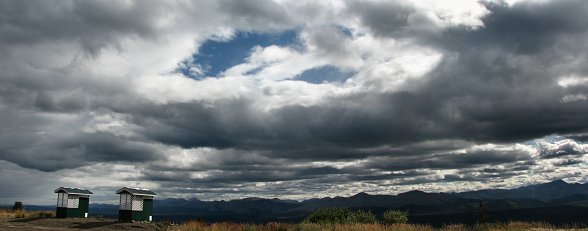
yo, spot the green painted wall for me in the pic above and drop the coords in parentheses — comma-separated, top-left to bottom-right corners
(132, 210, 143, 221)
(56, 207, 67, 218)
(56, 197, 89, 218)
(79, 197, 89, 216)
(118, 198, 154, 222)
(66, 208, 79, 217)
(119, 210, 133, 222)
(143, 199, 153, 221)
(119, 210, 151, 222)
(56, 207, 86, 218)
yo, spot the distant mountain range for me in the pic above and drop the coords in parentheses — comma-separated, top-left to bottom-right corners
(457, 179, 588, 202)
(16, 180, 588, 225)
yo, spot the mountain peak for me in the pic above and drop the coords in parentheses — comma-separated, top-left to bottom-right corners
(240, 197, 264, 201)
(546, 179, 568, 185)
(352, 192, 370, 197)
(398, 190, 427, 196)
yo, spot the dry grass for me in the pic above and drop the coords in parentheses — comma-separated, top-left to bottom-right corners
(175, 221, 434, 231)
(175, 221, 588, 231)
(0, 208, 54, 219)
(460, 222, 587, 231)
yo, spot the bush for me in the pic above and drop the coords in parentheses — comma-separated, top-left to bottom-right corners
(303, 207, 377, 224)
(0, 209, 54, 219)
(12, 201, 23, 211)
(14, 210, 26, 218)
(346, 210, 377, 224)
(34, 211, 54, 218)
(477, 200, 489, 224)
(383, 210, 409, 224)
(303, 208, 350, 224)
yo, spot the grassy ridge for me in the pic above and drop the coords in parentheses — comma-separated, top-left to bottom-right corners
(175, 221, 586, 231)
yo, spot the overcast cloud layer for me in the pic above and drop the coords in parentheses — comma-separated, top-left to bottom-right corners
(1, 0, 588, 204)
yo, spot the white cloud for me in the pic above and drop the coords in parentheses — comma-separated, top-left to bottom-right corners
(562, 94, 588, 102)
(558, 75, 588, 88)
(535, 138, 588, 158)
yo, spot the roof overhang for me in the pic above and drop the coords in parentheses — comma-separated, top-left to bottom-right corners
(116, 187, 157, 196)
(54, 187, 93, 195)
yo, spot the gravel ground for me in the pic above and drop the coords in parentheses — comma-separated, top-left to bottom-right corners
(0, 217, 166, 231)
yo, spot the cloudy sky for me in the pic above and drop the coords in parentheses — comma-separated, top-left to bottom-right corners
(1, 0, 588, 205)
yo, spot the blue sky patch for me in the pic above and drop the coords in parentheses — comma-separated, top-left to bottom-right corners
(177, 30, 299, 78)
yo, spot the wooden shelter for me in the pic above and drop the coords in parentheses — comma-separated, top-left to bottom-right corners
(116, 187, 156, 222)
(54, 187, 92, 218)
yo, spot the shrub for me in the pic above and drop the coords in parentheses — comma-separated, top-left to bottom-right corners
(0, 209, 54, 219)
(303, 207, 377, 224)
(12, 201, 23, 211)
(14, 209, 26, 218)
(303, 207, 350, 224)
(383, 210, 409, 224)
(34, 211, 54, 218)
(477, 200, 489, 224)
(346, 210, 377, 224)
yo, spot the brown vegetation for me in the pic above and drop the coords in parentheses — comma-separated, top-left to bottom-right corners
(0, 208, 54, 219)
(174, 220, 584, 231)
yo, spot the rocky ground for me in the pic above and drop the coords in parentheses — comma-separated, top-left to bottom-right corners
(0, 217, 170, 230)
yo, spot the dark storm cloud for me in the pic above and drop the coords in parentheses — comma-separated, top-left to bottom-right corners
(136, 142, 534, 191)
(362, 147, 532, 171)
(113, 78, 584, 162)
(144, 166, 343, 184)
(121, 92, 442, 153)
(346, 0, 433, 38)
(0, 0, 167, 55)
(417, 57, 588, 143)
(219, 0, 294, 30)
(432, 0, 588, 54)
(564, 133, 588, 142)
(34, 91, 91, 113)
(0, 129, 162, 171)
(405, 1, 588, 143)
(143, 151, 365, 184)
(456, 162, 535, 179)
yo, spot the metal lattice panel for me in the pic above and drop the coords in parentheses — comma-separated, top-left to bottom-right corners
(67, 194, 79, 208)
(119, 193, 133, 210)
(132, 195, 143, 211)
(57, 192, 67, 208)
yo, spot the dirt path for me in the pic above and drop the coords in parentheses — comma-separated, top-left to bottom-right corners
(0, 217, 163, 230)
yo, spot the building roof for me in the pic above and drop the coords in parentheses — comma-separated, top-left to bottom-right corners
(54, 187, 93, 195)
(116, 187, 157, 196)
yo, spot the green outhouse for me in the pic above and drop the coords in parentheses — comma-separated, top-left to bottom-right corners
(54, 187, 92, 218)
(116, 187, 156, 222)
